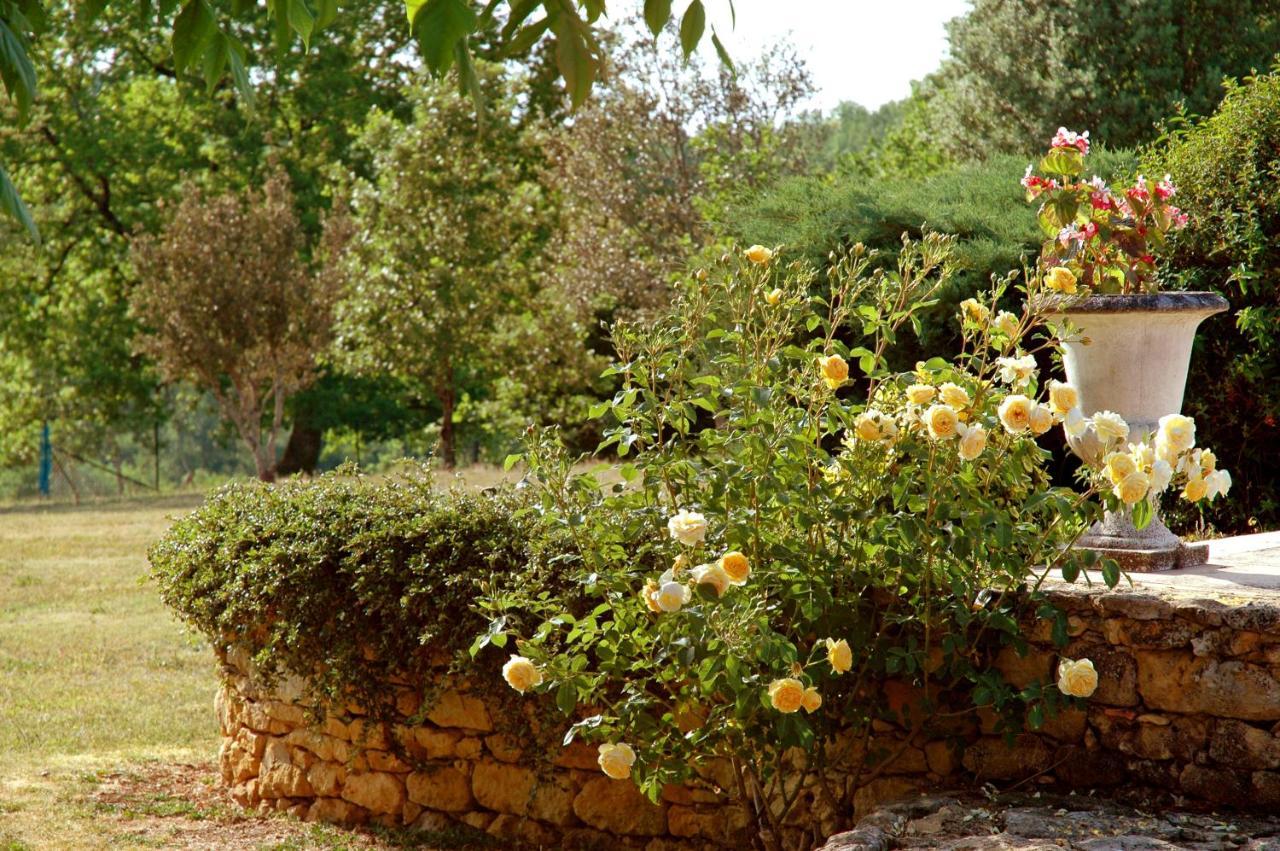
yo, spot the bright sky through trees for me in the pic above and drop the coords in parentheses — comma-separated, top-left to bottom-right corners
(700, 0, 971, 110)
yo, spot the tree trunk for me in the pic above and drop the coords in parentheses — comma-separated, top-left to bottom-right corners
(277, 419, 323, 476)
(439, 385, 456, 469)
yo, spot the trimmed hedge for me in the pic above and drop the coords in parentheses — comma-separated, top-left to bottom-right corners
(149, 467, 568, 720)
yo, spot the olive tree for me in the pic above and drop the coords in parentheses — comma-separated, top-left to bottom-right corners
(130, 174, 344, 481)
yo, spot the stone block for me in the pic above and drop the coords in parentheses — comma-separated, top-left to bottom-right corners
(488, 813, 556, 845)
(668, 804, 750, 841)
(851, 777, 919, 820)
(961, 735, 1053, 780)
(366, 750, 411, 773)
(472, 760, 536, 814)
(573, 777, 667, 836)
(284, 730, 349, 764)
(924, 740, 959, 776)
(409, 727, 460, 760)
(307, 762, 345, 797)
(1179, 764, 1249, 805)
(306, 797, 365, 825)
(425, 690, 492, 731)
(556, 740, 601, 771)
(1208, 719, 1280, 770)
(995, 646, 1054, 689)
(484, 733, 523, 763)
(1067, 643, 1138, 706)
(407, 766, 474, 812)
(340, 771, 405, 815)
(1050, 745, 1126, 788)
(1137, 652, 1280, 720)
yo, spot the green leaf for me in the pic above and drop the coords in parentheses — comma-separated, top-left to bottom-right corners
(409, 0, 476, 76)
(1132, 498, 1153, 530)
(171, 0, 216, 73)
(710, 30, 733, 72)
(0, 162, 38, 243)
(1039, 146, 1083, 178)
(224, 34, 253, 105)
(550, 4, 597, 108)
(503, 453, 522, 471)
(287, 0, 315, 50)
(0, 19, 36, 121)
(201, 32, 228, 92)
(314, 0, 337, 29)
(555, 681, 577, 715)
(643, 0, 670, 37)
(679, 0, 704, 58)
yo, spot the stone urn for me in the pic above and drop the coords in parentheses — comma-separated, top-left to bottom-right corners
(1044, 292, 1229, 571)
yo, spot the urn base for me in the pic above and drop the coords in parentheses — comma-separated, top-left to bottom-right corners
(1077, 509, 1210, 572)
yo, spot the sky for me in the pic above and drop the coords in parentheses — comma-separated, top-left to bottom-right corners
(697, 0, 973, 112)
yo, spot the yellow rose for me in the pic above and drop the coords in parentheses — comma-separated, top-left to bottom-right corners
(640, 580, 662, 613)
(1182, 476, 1208, 502)
(597, 743, 637, 780)
(744, 244, 774, 265)
(959, 298, 990, 325)
(1115, 470, 1151, 505)
(1057, 658, 1098, 698)
(765, 287, 783, 305)
(993, 311, 1021, 338)
(1104, 451, 1138, 486)
(923, 404, 960, 440)
(905, 383, 936, 405)
(719, 551, 750, 585)
(826, 638, 852, 674)
(1091, 411, 1130, 445)
(853, 411, 884, 442)
(998, 395, 1033, 433)
(692, 563, 731, 597)
(767, 678, 806, 713)
(801, 687, 822, 714)
(939, 382, 971, 409)
(1047, 380, 1079, 415)
(667, 510, 707, 546)
(1045, 266, 1078, 294)
(1029, 404, 1054, 436)
(1129, 442, 1155, 469)
(1198, 448, 1217, 473)
(1157, 413, 1196, 454)
(957, 423, 988, 461)
(818, 354, 849, 389)
(502, 655, 543, 694)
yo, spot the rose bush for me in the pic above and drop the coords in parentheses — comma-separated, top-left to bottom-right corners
(477, 238, 1175, 849)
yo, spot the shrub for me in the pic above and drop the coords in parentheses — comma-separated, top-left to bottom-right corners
(149, 466, 571, 722)
(488, 240, 1128, 848)
(1145, 70, 1280, 533)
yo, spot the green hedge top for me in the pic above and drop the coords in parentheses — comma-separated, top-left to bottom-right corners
(149, 468, 560, 717)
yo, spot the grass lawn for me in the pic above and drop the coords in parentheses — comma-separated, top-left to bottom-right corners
(0, 475, 523, 850)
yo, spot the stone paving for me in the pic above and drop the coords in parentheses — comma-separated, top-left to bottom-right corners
(1051, 532, 1280, 596)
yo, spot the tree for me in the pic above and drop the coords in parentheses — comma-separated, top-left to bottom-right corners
(928, 0, 1280, 156)
(333, 75, 558, 468)
(129, 174, 344, 481)
(0, 0, 735, 235)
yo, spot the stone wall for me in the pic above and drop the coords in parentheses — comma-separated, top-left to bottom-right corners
(215, 579, 1280, 847)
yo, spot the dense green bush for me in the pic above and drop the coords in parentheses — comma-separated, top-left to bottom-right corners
(1147, 70, 1280, 533)
(149, 466, 570, 721)
(725, 150, 1138, 360)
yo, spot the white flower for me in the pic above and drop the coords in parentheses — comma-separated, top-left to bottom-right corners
(1057, 658, 1099, 698)
(1091, 411, 1129, 445)
(691, 563, 731, 598)
(502, 655, 543, 694)
(1157, 413, 1196, 454)
(1029, 404, 1054, 436)
(1205, 469, 1232, 501)
(1150, 458, 1174, 494)
(656, 580, 691, 612)
(995, 354, 1037, 385)
(598, 743, 637, 780)
(1063, 407, 1087, 437)
(1047, 380, 1079, 416)
(667, 510, 707, 547)
(957, 422, 988, 461)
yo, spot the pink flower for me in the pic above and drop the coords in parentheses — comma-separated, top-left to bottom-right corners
(1020, 164, 1059, 198)
(1083, 221, 1099, 240)
(1170, 208, 1189, 228)
(1051, 127, 1090, 155)
(1057, 225, 1085, 247)
(1155, 174, 1176, 201)
(1090, 191, 1114, 211)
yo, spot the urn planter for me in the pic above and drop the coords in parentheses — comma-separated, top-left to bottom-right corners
(1044, 292, 1229, 571)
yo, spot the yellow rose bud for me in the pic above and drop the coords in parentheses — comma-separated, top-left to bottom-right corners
(502, 655, 543, 694)
(998, 395, 1033, 433)
(939, 382, 971, 410)
(825, 638, 852, 674)
(767, 677, 806, 713)
(640, 580, 662, 613)
(818, 354, 849, 389)
(1057, 658, 1098, 698)
(1115, 470, 1151, 505)
(765, 287, 783, 305)
(1183, 476, 1209, 502)
(1047, 380, 1079, 415)
(719, 551, 750, 585)
(905, 383, 936, 405)
(801, 687, 822, 714)
(958, 423, 988, 461)
(1045, 266, 1078, 294)
(744, 244, 774, 265)
(597, 743, 636, 780)
(923, 404, 960, 440)
(1104, 451, 1138, 486)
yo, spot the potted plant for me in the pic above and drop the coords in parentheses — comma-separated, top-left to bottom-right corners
(1027, 128, 1229, 570)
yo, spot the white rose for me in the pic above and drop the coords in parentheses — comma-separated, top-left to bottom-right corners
(1149, 458, 1174, 494)
(1057, 658, 1099, 698)
(598, 743, 637, 780)
(691, 563, 731, 598)
(502, 655, 543, 694)
(1047, 380, 1079, 415)
(1063, 407, 1087, 437)
(667, 510, 707, 547)
(957, 422, 988, 461)
(995, 354, 1037, 385)
(1029, 404, 1054, 436)
(1205, 469, 1232, 501)
(656, 580, 691, 612)
(998, 395, 1033, 433)
(1091, 411, 1130, 445)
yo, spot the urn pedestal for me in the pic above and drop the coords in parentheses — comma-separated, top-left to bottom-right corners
(1045, 292, 1229, 571)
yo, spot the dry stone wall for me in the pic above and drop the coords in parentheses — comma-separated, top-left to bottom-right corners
(215, 580, 1280, 847)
